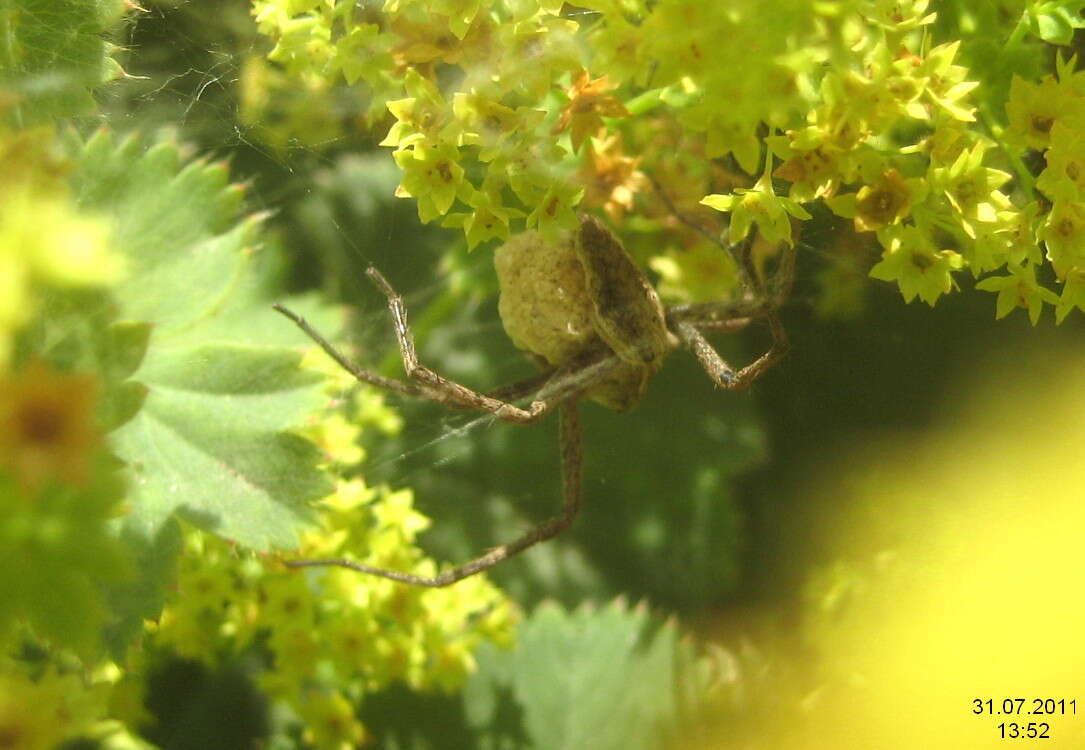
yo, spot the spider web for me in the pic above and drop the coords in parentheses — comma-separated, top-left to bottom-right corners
(110, 0, 508, 463)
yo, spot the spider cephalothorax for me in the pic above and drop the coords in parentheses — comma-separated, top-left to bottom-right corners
(274, 214, 789, 586)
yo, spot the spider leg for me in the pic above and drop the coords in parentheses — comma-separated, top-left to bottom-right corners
(275, 269, 613, 423)
(688, 316, 754, 335)
(486, 369, 554, 402)
(272, 302, 432, 400)
(365, 267, 565, 424)
(284, 402, 585, 587)
(674, 308, 789, 390)
(677, 232, 793, 388)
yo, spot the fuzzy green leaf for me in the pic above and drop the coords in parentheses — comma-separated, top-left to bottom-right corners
(465, 599, 713, 750)
(115, 345, 326, 548)
(102, 517, 181, 658)
(72, 131, 332, 551)
(0, 0, 125, 124)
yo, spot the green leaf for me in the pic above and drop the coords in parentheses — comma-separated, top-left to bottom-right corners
(102, 516, 181, 658)
(465, 599, 714, 750)
(72, 131, 333, 551)
(1034, 9, 1074, 43)
(114, 346, 326, 548)
(1029, 2, 1085, 45)
(0, 0, 125, 124)
(103, 321, 152, 381)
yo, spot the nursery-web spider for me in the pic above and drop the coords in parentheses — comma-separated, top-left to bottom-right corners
(274, 214, 790, 586)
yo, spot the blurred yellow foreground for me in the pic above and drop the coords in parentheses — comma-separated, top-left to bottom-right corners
(713, 351, 1085, 749)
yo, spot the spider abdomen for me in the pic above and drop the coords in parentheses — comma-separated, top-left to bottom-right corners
(494, 227, 598, 367)
(494, 215, 674, 411)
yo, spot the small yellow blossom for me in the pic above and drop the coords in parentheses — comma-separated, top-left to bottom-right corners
(701, 174, 810, 248)
(0, 669, 102, 750)
(1036, 120, 1085, 202)
(870, 224, 963, 305)
(392, 143, 465, 222)
(1055, 266, 1085, 323)
(1040, 199, 1085, 278)
(930, 145, 1011, 238)
(976, 264, 1059, 324)
(299, 690, 366, 750)
(771, 128, 846, 201)
(829, 168, 926, 233)
(0, 360, 101, 491)
(1006, 74, 1084, 151)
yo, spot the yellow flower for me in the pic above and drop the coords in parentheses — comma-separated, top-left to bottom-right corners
(305, 413, 364, 466)
(1, 188, 123, 288)
(0, 669, 101, 750)
(381, 69, 459, 150)
(353, 389, 403, 436)
(0, 678, 62, 750)
(0, 360, 101, 492)
(372, 487, 431, 542)
(930, 145, 1011, 238)
(392, 143, 465, 222)
(298, 689, 366, 750)
(870, 224, 963, 306)
(1041, 199, 1085, 278)
(1006, 74, 1084, 152)
(443, 186, 521, 249)
(453, 92, 545, 162)
(0, 178, 123, 365)
(771, 129, 845, 202)
(976, 264, 1059, 324)
(830, 168, 926, 233)
(702, 174, 810, 247)
(1036, 120, 1085, 202)
(1055, 266, 1085, 323)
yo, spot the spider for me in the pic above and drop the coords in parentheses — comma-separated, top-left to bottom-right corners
(273, 214, 790, 586)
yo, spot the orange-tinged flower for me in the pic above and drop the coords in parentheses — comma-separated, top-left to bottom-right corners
(773, 143, 840, 201)
(0, 359, 100, 491)
(578, 133, 647, 222)
(553, 70, 630, 153)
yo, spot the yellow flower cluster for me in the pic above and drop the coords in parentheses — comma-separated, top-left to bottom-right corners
(1000, 56, 1085, 322)
(248, 0, 1085, 323)
(251, 0, 584, 248)
(149, 381, 515, 748)
(0, 666, 105, 750)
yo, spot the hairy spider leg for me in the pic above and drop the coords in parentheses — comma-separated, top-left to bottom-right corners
(672, 309, 789, 389)
(274, 268, 617, 424)
(365, 267, 556, 424)
(271, 302, 431, 399)
(274, 249, 790, 585)
(284, 403, 584, 587)
(669, 231, 795, 389)
(273, 268, 633, 585)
